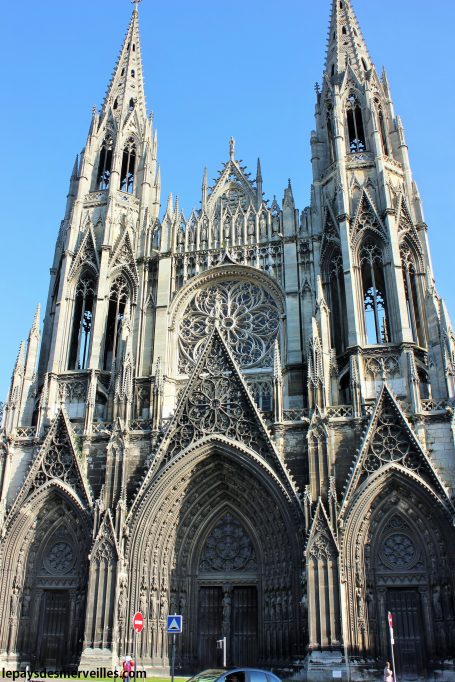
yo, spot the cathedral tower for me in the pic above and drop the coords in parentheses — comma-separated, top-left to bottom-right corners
(0, 1, 454, 679)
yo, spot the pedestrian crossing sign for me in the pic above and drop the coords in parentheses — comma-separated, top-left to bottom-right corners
(167, 615, 183, 633)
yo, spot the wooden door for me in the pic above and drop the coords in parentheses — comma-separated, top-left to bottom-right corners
(198, 586, 223, 668)
(39, 590, 69, 668)
(387, 589, 425, 678)
(231, 587, 258, 666)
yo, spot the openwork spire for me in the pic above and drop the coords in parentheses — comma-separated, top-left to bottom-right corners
(100, 6, 147, 121)
(324, 0, 373, 81)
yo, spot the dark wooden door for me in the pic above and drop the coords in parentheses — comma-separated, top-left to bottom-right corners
(387, 589, 425, 677)
(231, 587, 258, 666)
(39, 590, 69, 668)
(198, 586, 223, 668)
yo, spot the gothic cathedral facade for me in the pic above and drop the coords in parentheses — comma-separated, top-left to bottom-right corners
(1, 1, 455, 679)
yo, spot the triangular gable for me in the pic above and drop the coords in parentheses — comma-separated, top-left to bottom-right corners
(396, 195, 424, 258)
(351, 188, 386, 246)
(207, 160, 257, 212)
(340, 384, 455, 517)
(68, 225, 99, 281)
(109, 229, 139, 295)
(320, 207, 340, 263)
(91, 509, 120, 561)
(305, 498, 338, 558)
(131, 325, 299, 510)
(7, 410, 93, 520)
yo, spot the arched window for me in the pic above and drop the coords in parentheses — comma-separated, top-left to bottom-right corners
(103, 275, 129, 370)
(360, 240, 389, 344)
(327, 110, 336, 164)
(96, 136, 113, 190)
(327, 252, 347, 354)
(401, 245, 426, 346)
(128, 98, 135, 112)
(375, 100, 389, 156)
(346, 94, 366, 153)
(68, 273, 96, 370)
(120, 137, 136, 193)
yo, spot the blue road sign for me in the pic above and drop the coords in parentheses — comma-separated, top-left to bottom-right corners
(167, 614, 183, 633)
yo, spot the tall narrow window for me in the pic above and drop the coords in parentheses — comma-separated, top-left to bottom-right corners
(327, 252, 347, 354)
(327, 111, 336, 164)
(378, 107, 389, 156)
(360, 240, 389, 344)
(68, 273, 96, 370)
(120, 137, 136, 193)
(96, 136, 113, 190)
(103, 275, 129, 370)
(401, 246, 426, 346)
(346, 94, 366, 153)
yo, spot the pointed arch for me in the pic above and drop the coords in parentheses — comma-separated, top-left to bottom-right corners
(103, 273, 131, 371)
(346, 92, 366, 153)
(357, 236, 390, 344)
(400, 237, 427, 347)
(321, 241, 347, 355)
(96, 134, 114, 190)
(120, 136, 137, 193)
(68, 269, 96, 370)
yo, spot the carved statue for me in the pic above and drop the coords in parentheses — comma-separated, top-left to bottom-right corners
(10, 587, 19, 618)
(432, 584, 443, 619)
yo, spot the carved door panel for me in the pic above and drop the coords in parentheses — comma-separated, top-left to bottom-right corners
(387, 589, 425, 677)
(198, 586, 223, 668)
(231, 587, 258, 666)
(39, 590, 69, 668)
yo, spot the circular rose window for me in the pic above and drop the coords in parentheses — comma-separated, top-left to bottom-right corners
(178, 280, 280, 373)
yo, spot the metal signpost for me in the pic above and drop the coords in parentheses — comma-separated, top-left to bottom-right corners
(133, 611, 144, 682)
(167, 614, 183, 682)
(388, 611, 397, 682)
(216, 637, 227, 668)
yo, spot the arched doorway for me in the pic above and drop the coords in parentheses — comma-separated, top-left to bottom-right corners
(196, 511, 259, 668)
(343, 479, 455, 678)
(128, 446, 305, 672)
(10, 493, 89, 669)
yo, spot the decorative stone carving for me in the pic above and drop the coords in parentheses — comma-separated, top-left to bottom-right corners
(45, 541, 75, 574)
(199, 513, 257, 572)
(178, 280, 280, 372)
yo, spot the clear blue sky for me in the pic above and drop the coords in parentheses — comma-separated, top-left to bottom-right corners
(1, 0, 454, 400)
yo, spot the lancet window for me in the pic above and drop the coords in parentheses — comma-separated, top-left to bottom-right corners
(360, 240, 390, 344)
(120, 137, 136, 193)
(103, 275, 129, 370)
(68, 273, 96, 370)
(401, 245, 426, 346)
(96, 136, 113, 190)
(326, 107, 336, 164)
(375, 100, 389, 156)
(346, 94, 366, 153)
(326, 252, 347, 355)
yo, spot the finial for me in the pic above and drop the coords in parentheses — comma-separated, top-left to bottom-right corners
(131, 0, 142, 10)
(229, 137, 235, 161)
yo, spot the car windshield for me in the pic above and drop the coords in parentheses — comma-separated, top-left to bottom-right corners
(187, 670, 226, 682)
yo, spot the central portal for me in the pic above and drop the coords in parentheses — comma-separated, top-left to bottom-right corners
(198, 586, 258, 668)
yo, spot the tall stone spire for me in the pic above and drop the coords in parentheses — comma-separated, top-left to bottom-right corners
(100, 5, 147, 122)
(324, 0, 372, 80)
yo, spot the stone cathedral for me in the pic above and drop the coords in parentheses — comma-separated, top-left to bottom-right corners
(1, 0, 455, 679)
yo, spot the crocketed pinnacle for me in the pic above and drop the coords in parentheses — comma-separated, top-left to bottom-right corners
(100, 6, 147, 121)
(324, 0, 373, 81)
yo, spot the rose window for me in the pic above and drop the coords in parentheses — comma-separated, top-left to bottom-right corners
(46, 542, 75, 574)
(178, 280, 280, 372)
(364, 415, 419, 473)
(199, 513, 257, 572)
(381, 533, 417, 569)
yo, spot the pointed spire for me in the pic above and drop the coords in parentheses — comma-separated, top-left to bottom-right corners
(14, 341, 26, 374)
(256, 158, 263, 204)
(324, 0, 372, 81)
(229, 136, 235, 162)
(29, 304, 41, 340)
(100, 6, 147, 122)
(202, 167, 208, 209)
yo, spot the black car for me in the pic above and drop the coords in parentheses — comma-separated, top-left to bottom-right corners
(187, 668, 281, 682)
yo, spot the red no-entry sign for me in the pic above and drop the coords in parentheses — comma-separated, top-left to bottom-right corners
(133, 611, 144, 633)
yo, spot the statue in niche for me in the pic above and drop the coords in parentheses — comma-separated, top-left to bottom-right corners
(10, 587, 19, 618)
(432, 585, 443, 619)
(272, 215, 279, 234)
(259, 214, 267, 237)
(222, 591, 231, 633)
(247, 215, 255, 237)
(200, 220, 208, 247)
(224, 217, 231, 241)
